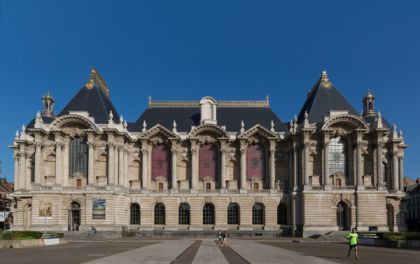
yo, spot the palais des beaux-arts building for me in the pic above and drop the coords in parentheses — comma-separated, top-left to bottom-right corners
(9, 69, 408, 237)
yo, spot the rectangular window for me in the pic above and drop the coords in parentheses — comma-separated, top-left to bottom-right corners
(206, 183, 211, 190)
(158, 183, 164, 191)
(76, 179, 82, 188)
(92, 198, 106, 220)
(254, 183, 259, 190)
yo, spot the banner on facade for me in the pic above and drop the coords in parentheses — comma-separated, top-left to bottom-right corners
(0, 211, 9, 222)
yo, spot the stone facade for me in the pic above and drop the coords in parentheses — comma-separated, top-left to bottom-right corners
(9, 69, 407, 236)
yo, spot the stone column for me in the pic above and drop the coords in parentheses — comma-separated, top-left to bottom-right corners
(118, 146, 124, 186)
(34, 142, 42, 184)
(14, 156, 20, 190)
(62, 139, 69, 187)
(240, 141, 247, 190)
(356, 134, 364, 188)
(303, 142, 310, 187)
(88, 142, 95, 186)
(108, 142, 114, 185)
(190, 141, 198, 190)
(377, 138, 384, 188)
(123, 148, 129, 188)
(19, 151, 26, 190)
(55, 141, 63, 186)
(293, 143, 298, 189)
(114, 145, 119, 186)
(141, 141, 148, 190)
(171, 144, 178, 190)
(269, 141, 276, 189)
(323, 134, 330, 188)
(220, 141, 227, 189)
(25, 157, 31, 190)
(392, 150, 399, 191)
(399, 156, 404, 191)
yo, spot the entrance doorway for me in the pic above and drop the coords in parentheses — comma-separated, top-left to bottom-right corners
(337, 201, 350, 231)
(68, 202, 81, 231)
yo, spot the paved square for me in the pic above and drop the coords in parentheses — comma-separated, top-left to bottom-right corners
(1, 238, 419, 264)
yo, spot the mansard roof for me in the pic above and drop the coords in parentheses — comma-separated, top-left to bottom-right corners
(131, 99, 288, 132)
(297, 71, 358, 124)
(58, 69, 119, 124)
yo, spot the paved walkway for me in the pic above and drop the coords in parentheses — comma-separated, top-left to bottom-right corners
(81, 239, 340, 264)
(83, 239, 193, 264)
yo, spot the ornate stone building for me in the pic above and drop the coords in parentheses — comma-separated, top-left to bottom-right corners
(10, 69, 407, 236)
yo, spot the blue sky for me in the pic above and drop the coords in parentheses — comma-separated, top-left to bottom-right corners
(0, 0, 419, 181)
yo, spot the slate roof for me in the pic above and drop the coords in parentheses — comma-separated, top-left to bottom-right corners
(297, 72, 358, 124)
(58, 85, 119, 124)
(131, 105, 287, 132)
(27, 115, 55, 128)
(364, 114, 391, 129)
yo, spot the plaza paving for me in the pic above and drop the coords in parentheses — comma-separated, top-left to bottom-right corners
(0, 238, 419, 264)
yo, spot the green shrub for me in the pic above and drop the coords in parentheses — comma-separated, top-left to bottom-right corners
(0, 231, 64, 240)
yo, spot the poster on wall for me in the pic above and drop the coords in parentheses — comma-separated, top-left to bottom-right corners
(39, 201, 52, 217)
(92, 198, 106, 219)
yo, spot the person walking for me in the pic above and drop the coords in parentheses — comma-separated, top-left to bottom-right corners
(217, 229, 223, 247)
(222, 230, 228, 247)
(347, 228, 359, 260)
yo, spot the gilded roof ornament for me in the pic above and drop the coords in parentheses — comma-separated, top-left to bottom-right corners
(320, 70, 332, 88)
(42, 90, 55, 117)
(85, 68, 110, 97)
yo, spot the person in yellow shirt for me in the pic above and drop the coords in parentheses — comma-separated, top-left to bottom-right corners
(347, 228, 359, 259)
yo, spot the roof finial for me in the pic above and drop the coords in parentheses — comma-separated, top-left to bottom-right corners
(172, 120, 177, 133)
(124, 121, 128, 130)
(119, 114, 124, 124)
(376, 111, 383, 129)
(289, 121, 294, 133)
(35, 110, 43, 127)
(15, 130, 19, 140)
(303, 111, 309, 128)
(320, 70, 332, 88)
(294, 115, 298, 123)
(270, 120, 275, 132)
(142, 120, 147, 132)
(266, 95, 270, 105)
(109, 111, 114, 121)
(399, 129, 404, 139)
(148, 96, 152, 105)
(240, 120, 245, 133)
(42, 90, 55, 117)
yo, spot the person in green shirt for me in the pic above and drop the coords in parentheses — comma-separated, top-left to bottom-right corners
(347, 228, 359, 259)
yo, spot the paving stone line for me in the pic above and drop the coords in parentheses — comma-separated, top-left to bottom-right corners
(191, 239, 229, 264)
(229, 239, 340, 264)
(172, 240, 203, 264)
(218, 243, 250, 264)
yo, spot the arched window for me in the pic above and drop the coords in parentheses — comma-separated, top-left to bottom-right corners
(69, 137, 88, 176)
(199, 144, 218, 181)
(203, 203, 215, 225)
(328, 137, 347, 176)
(277, 203, 287, 225)
(130, 203, 140, 225)
(252, 203, 265, 225)
(154, 203, 165, 225)
(247, 144, 265, 180)
(179, 203, 190, 225)
(227, 203, 240, 225)
(152, 145, 171, 181)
